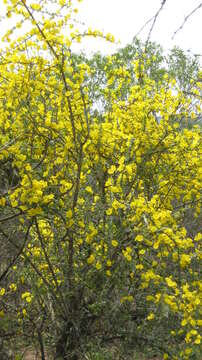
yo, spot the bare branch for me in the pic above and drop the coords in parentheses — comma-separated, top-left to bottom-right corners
(0, 212, 22, 223)
(35, 218, 69, 315)
(0, 220, 33, 282)
(0, 225, 60, 307)
(134, 15, 155, 39)
(145, 0, 167, 47)
(172, 2, 202, 39)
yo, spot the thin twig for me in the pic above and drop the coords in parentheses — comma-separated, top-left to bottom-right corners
(0, 220, 33, 282)
(35, 218, 68, 315)
(172, 2, 202, 39)
(134, 15, 155, 39)
(145, 0, 167, 47)
(0, 225, 59, 306)
(0, 211, 22, 223)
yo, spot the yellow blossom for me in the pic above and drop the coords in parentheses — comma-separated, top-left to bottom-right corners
(0, 288, 5, 296)
(87, 254, 95, 265)
(147, 312, 155, 320)
(111, 239, 118, 247)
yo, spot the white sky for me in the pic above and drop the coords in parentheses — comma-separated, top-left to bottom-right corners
(0, 0, 201, 56)
(73, 0, 202, 56)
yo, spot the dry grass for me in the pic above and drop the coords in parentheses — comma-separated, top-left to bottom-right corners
(20, 348, 162, 360)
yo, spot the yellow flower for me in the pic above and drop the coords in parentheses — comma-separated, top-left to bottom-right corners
(9, 283, 17, 291)
(180, 254, 191, 268)
(21, 291, 33, 303)
(108, 165, 116, 174)
(87, 254, 95, 265)
(195, 335, 201, 344)
(181, 319, 187, 326)
(185, 348, 192, 355)
(66, 209, 72, 219)
(0, 288, 5, 296)
(0, 197, 6, 206)
(27, 207, 42, 216)
(120, 295, 133, 303)
(194, 233, 202, 242)
(106, 208, 113, 215)
(126, 254, 132, 261)
(26, 296, 32, 303)
(86, 186, 93, 194)
(165, 277, 177, 288)
(111, 239, 118, 247)
(135, 235, 143, 242)
(96, 262, 102, 270)
(122, 249, 132, 261)
(136, 264, 143, 270)
(147, 312, 155, 320)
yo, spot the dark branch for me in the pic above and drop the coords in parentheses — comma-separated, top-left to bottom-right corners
(172, 3, 202, 39)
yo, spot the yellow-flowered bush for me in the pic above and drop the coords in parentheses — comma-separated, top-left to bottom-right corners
(0, 1, 201, 359)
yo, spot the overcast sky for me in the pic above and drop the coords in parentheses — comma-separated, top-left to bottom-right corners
(73, 0, 202, 56)
(0, 0, 201, 57)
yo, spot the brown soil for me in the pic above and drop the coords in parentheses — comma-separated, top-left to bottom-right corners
(21, 349, 53, 360)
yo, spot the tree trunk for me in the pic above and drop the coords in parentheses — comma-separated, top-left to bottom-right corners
(55, 321, 79, 360)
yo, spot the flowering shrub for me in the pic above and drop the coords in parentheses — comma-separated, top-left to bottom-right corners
(0, 1, 201, 359)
